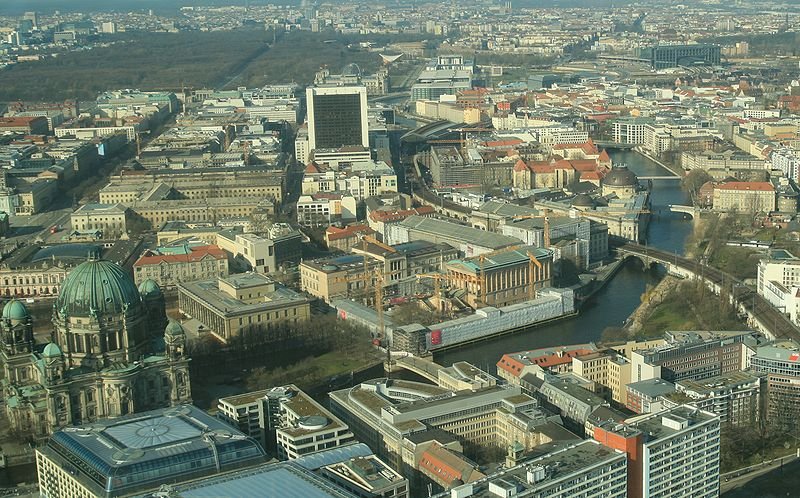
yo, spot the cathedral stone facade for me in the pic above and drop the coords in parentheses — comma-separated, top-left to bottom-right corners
(0, 260, 191, 439)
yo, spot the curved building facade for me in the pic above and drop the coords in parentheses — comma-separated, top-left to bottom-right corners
(1, 260, 192, 439)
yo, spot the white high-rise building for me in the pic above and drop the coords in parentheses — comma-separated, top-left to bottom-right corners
(594, 404, 720, 498)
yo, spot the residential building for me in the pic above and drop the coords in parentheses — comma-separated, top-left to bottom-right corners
(433, 440, 627, 498)
(625, 378, 677, 414)
(177, 272, 311, 342)
(757, 250, 800, 318)
(133, 244, 229, 288)
(324, 224, 375, 252)
(712, 181, 776, 213)
(36, 405, 265, 498)
(667, 371, 762, 427)
(496, 344, 599, 382)
(572, 351, 632, 405)
(217, 385, 354, 459)
(594, 405, 721, 498)
(306, 86, 369, 151)
(750, 340, 800, 427)
(1, 262, 191, 439)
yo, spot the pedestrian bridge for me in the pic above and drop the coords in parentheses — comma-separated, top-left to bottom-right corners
(668, 204, 702, 218)
(393, 355, 443, 383)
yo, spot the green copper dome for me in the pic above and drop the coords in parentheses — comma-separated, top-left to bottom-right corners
(43, 342, 62, 358)
(56, 260, 142, 317)
(138, 279, 162, 298)
(2, 299, 30, 321)
(165, 319, 186, 338)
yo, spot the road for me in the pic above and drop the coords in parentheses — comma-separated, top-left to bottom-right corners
(721, 453, 800, 496)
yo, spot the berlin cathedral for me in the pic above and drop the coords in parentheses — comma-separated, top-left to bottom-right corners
(0, 260, 192, 438)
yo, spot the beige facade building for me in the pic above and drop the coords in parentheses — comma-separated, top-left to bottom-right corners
(712, 181, 776, 213)
(133, 244, 229, 288)
(445, 246, 553, 308)
(300, 240, 457, 303)
(572, 351, 632, 405)
(178, 272, 310, 342)
(69, 203, 131, 238)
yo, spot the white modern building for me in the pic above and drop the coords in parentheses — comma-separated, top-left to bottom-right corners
(218, 385, 355, 460)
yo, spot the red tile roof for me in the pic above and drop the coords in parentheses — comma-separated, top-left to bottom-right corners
(325, 224, 374, 241)
(134, 245, 226, 267)
(717, 181, 774, 192)
(369, 206, 434, 223)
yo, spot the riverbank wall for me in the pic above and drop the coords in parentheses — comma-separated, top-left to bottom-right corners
(624, 274, 681, 334)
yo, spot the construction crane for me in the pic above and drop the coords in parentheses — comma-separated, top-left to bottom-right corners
(511, 208, 552, 248)
(526, 251, 545, 301)
(415, 272, 456, 315)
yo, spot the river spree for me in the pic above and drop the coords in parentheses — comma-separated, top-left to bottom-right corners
(434, 149, 691, 371)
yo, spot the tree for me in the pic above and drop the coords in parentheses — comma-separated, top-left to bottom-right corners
(681, 169, 712, 203)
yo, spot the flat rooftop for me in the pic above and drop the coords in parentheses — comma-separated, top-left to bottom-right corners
(446, 440, 625, 497)
(178, 278, 308, 318)
(152, 462, 356, 498)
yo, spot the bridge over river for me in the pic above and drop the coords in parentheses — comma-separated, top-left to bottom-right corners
(618, 243, 800, 342)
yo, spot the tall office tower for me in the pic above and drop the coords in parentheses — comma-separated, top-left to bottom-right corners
(306, 86, 368, 152)
(22, 11, 38, 29)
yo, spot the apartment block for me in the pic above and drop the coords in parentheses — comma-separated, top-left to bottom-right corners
(594, 405, 721, 498)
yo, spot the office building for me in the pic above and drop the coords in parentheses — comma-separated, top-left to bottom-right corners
(217, 385, 354, 459)
(329, 377, 555, 473)
(306, 86, 369, 151)
(629, 331, 758, 383)
(322, 454, 408, 498)
(637, 44, 721, 69)
(178, 272, 310, 342)
(301, 160, 398, 200)
(1, 262, 192, 439)
(36, 405, 265, 498)
(625, 378, 677, 414)
(215, 225, 303, 274)
(69, 203, 131, 238)
(712, 181, 776, 213)
(594, 405, 720, 498)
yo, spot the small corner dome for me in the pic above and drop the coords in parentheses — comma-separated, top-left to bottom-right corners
(2, 299, 29, 321)
(138, 279, 162, 298)
(571, 193, 596, 208)
(601, 165, 638, 187)
(43, 342, 62, 358)
(165, 319, 186, 337)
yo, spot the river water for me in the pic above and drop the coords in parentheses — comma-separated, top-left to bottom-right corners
(434, 148, 692, 371)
